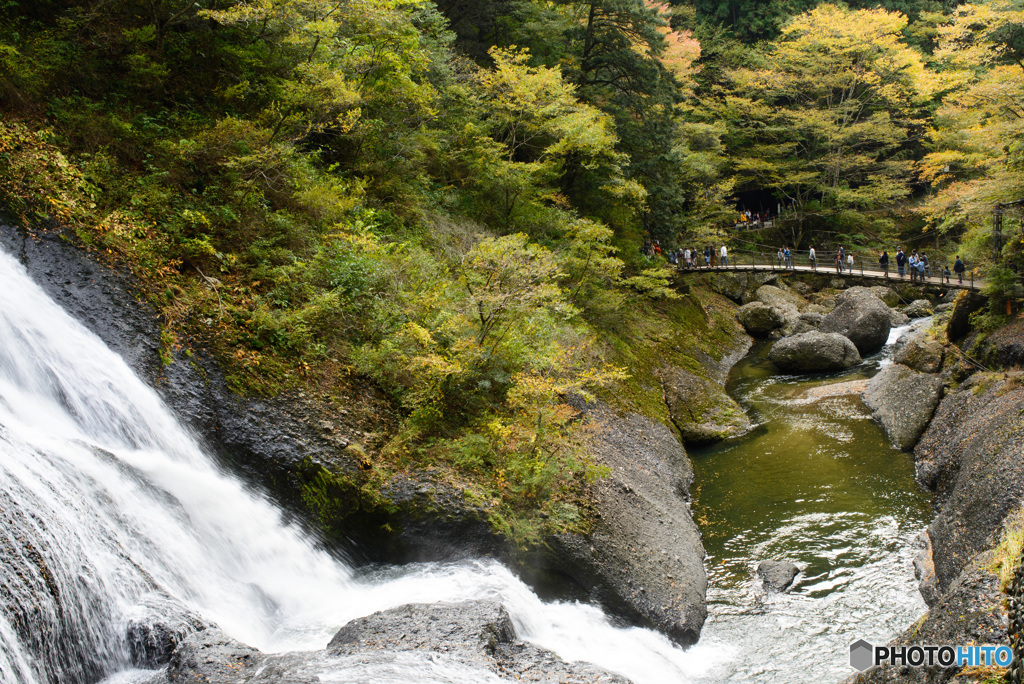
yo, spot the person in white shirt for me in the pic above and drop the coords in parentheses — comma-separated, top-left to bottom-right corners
(720, 244, 728, 266)
(808, 246, 816, 270)
(846, 252, 854, 271)
(684, 248, 691, 268)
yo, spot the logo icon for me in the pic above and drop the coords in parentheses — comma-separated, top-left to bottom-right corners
(850, 639, 874, 672)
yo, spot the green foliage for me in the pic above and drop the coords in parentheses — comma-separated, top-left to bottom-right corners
(5, 0, 1022, 541)
(720, 4, 928, 247)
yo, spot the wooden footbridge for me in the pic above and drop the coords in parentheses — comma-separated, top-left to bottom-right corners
(676, 251, 983, 291)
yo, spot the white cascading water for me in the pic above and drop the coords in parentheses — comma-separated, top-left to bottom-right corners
(0, 247, 730, 684)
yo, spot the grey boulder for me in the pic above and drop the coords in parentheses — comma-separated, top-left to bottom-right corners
(893, 333, 945, 374)
(903, 299, 934, 318)
(769, 332, 862, 373)
(819, 287, 893, 355)
(862, 364, 943, 451)
(757, 561, 800, 591)
(659, 367, 750, 445)
(736, 301, 785, 337)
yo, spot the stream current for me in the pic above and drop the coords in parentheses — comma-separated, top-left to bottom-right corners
(0, 243, 929, 684)
(690, 327, 932, 682)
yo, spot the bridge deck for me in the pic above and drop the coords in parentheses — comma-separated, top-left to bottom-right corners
(676, 259, 981, 291)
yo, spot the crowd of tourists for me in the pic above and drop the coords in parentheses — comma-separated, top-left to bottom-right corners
(644, 237, 968, 285)
(645, 240, 730, 268)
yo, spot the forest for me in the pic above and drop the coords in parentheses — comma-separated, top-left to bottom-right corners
(1, 0, 1023, 541)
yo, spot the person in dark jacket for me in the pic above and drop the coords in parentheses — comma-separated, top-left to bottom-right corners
(896, 248, 906, 277)
(954, 256, 965, 284)
(879, 250, 889, 277)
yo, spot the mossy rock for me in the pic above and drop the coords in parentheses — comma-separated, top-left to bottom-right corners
(657, 366, 751, 445)
(736, 301, 785, 337)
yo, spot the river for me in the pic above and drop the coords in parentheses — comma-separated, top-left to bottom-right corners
(690, 331, 932, 682)
(0, 244, 929, 684)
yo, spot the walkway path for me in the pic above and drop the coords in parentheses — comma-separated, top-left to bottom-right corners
(676, 252, 982, 291)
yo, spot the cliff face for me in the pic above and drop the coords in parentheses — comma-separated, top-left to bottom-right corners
(0, 221, 724, 646)
(915, 372, 1024, 594)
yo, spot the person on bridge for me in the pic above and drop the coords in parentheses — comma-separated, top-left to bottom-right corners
(879, 250, 889, 277)
(954, 256, 965, 284)
(808, 246, 817, 270)
(908, 251, 918, 282)
(704, 245, 711, 267)
(943, 266, 951, 284)
(846, 252, 854, 272)
(836, 246, 845, 273)
(784, 246, 792, 268)
(777, 246, 784, 267)
(896, 248, 906, 277)
(921, 252, 930, 278)
(720, 244, 729, 266)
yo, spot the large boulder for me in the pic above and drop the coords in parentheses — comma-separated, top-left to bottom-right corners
(165, 629, 262, 683)
(819, 287, 893, 355)
(658, 367, 750, 445)
(902, 299, 934, 318)
(704, 271, 778, 303)
(893, 333, 945, 374)
(862, 364, 943, 451)
(779, 311, 823, 337)
(160, 601, 629, 684)
(326, 601, 628, 683)
(869, 286, 900, 307)
(768, 332, 862, 373)
(754, 284, 805, 314)
(736, 301, 785, 337)
(915, 372, 1024, 594)
(546, 401, 707, 646)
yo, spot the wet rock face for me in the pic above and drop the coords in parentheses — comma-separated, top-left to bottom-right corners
(658, 367, 751, 445)
(736, 301, 785, 336)
(862, 364, 943, 451)
(819, 287, 893, 355)
(768, 331, 862, 373)
(158, 602, 631, 684)
(757, 561, 799, 592)
(125, 594, 210, 668)
(548, 401, 707, 647)
(915, 372, 1024, 594)
(165, 629, 262, 683)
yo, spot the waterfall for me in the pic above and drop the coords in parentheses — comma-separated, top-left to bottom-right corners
(0, 248, 727, 684)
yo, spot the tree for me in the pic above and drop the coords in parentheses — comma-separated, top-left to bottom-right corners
(919, 0, 1024, 271)
(466, 46, 633, 235)
(723, 4, 929, 246)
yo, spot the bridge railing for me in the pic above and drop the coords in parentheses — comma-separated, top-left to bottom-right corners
(674, 250, 977, 289)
